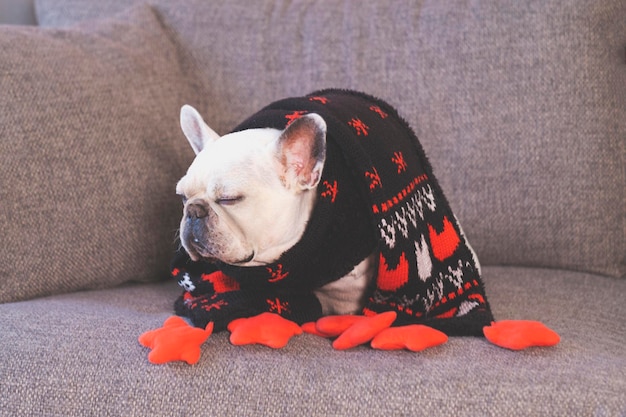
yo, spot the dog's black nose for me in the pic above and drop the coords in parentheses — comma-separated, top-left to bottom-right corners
(186, 203, 208, 219)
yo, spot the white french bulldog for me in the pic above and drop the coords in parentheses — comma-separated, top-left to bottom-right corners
(176, 105, 376, 315)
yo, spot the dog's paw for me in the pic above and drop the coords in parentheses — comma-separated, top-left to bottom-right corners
(227, 312, 303, 349)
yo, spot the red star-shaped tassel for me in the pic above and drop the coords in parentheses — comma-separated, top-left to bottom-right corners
(303, 312, 450, 351)
(483, 320, 560, 350)
(227, 312, 303, 348)
(371, 324, 448, 351)
(138, 316, 213, 365)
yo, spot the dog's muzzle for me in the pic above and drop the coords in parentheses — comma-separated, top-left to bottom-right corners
(183, 203, 211, 255)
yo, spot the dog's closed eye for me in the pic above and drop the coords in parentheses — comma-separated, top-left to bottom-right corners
(216, 196, 244, 206)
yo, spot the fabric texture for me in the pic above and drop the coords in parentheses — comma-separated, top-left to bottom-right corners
(174, 90, 493, 335)
(0, 5, 196, 303)
(35, 0, 626, 279)
(1, 267, 624, 416)
(0, 1, 623, 416)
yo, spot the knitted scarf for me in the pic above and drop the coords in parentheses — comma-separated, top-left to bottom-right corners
(173, 89, 494, 335)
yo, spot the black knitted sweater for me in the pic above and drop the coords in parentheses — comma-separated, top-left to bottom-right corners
(173, 89, 493, 335)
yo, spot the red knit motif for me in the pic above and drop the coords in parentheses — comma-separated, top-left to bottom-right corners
(376, 252, 409, 292)
(201, 271, 240, 293)
(428, 216, 460, 261)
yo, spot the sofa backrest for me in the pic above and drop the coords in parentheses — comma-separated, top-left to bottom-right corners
(0, 0, 36, 25)
(34, 0, 626, 279)
(0, 5, 200, 302)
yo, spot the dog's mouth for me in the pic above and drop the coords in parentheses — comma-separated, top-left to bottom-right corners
(182, 234, 216, 263)
(230, 251, 255, 265)
(186, 237, 207, 258)
(189, 243, 255, 266)
(182, 223, 255, 265)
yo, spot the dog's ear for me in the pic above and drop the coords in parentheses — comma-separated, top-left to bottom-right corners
(276, 113, 327, 191)
(180, 105, 221, 155)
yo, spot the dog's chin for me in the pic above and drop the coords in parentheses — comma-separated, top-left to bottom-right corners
(224, 251, 256, 266)
(184, 241, 255, 266)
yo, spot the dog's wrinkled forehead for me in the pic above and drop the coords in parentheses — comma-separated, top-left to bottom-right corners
(177, 128, 281, 198)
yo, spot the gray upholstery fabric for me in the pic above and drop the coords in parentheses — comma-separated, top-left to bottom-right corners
(1, 267, 624, 416)
(35, 0, 626, 278)
(2, 2, 624, 416)
(0, 5, 196, 302)
(0, 0, 36, 25)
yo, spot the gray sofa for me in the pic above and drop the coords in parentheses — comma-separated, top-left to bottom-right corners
(1, 1, 624, 415)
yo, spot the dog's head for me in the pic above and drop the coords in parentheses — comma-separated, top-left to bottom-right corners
(176, 105, 326, 266)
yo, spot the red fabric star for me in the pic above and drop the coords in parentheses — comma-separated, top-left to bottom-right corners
(483, 320, 560, 350)
(371, 324, 448, 351)
(308, 314, 365, 337)
(138, 316, 213, 365)
(331, 311, 397, 350)
(304, 312, 451, 351)
(227, 312, 303, 348)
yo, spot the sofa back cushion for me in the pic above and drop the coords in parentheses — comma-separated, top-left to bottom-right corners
(36, 0, 626, 278)
(0, 5, 197, 302)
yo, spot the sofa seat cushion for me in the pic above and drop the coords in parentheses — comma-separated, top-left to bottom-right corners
(1, 266, 624, 416)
